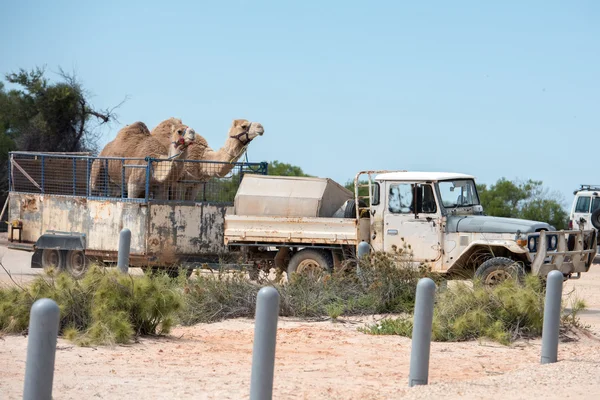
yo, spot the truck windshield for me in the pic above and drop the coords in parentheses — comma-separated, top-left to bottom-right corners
(438, 179, 480, 208)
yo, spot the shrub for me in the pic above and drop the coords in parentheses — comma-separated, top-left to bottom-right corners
(179, 269, 261, 325)
(179, 249, 435, 324)
(0, 265, 183, 346)
(360, 275, 587, 345)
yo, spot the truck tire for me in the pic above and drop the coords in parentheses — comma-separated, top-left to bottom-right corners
(474, 257, 524, 286)
(287, 249, 333, 277)
(591, 209, 600, 230)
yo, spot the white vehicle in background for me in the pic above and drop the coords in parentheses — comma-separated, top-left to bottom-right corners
(569, 185, 600, 245)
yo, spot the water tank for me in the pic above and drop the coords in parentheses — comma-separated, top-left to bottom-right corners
(233, 175, 353, 218)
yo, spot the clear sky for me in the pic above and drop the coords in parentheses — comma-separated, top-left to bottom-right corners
(1, 0, 598, 209)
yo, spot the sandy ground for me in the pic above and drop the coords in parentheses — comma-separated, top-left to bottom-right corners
(1, 237, 600, 399)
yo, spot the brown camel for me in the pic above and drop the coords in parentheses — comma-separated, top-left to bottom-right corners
(89, 119, 196, 199)
(150, 118, 264, 201)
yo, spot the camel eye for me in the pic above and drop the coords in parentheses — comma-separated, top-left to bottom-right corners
(178, 129, 183, 135)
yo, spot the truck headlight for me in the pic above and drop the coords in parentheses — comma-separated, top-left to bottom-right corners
(528, 236, 537, 252)
(548, 235, 558, 251)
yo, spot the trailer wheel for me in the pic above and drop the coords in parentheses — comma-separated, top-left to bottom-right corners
(65, 250, 88, 279)
(287, 249, 333, 278)
(41, 249, 64, 273)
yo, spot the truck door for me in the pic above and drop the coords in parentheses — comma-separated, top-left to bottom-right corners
(383, 181, 441, 262)
(572, 195, 591, 230)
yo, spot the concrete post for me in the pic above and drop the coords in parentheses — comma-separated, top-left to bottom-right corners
(250, 286, 280, 400)
(541, 269, 564, 364)
(22, 298, 60, 400)
(117, 228, 131, 274)
(409, 277, 436, 387)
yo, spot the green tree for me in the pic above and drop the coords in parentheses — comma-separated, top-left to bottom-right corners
(477, 178, 568, 229)
(1, 67, 120, 154)
(267, 160, 312, 177)
(0, 66, 123, 228)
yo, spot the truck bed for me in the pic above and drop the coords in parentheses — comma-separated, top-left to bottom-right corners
(223, 215, 359, 246)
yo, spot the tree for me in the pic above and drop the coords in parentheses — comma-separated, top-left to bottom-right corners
(267, 160, 312, 177)
(1, 66, 122, 154)
(477, 178, 568, 229)
(0, 66, 124, 229)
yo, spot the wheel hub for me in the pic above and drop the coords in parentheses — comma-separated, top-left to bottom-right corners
(70, 253, 85, 273)
(484, 269, 512, 285)
(43, 250, 60, 268)
(297, 259, 323, 276)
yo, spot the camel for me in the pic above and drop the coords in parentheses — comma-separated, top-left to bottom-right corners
(150, 118, 264, 201)
(89, 119, 196, 199)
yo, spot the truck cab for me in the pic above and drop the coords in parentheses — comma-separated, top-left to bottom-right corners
(568, 185, 600, 241)
(355, 171, 598, 283)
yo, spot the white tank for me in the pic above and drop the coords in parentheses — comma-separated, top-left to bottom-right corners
(234, 174, 353, 218)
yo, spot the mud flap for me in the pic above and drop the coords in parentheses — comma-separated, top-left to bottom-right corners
(31, 249, 43, 269)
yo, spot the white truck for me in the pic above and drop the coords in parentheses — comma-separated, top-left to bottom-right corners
(6, 152, 597, 283)
(568, 185, 600, 244)
(224, 171, 598, 284)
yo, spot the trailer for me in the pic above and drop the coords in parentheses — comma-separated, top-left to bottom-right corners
(6, 151, 267, 277)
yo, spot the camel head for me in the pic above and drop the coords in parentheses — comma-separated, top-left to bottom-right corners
(170, 123, 196, 152)
(228, 119, 264, 146)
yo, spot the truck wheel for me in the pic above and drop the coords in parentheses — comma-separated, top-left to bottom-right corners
(287, 249, 333, 278)
(41, 249, 64, 273)
(65, 250, 88, 279)
(474, 257, 524, 286)
(591, 209, 600, 230)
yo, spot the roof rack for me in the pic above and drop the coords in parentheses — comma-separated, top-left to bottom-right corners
(575, 184, 600, 193)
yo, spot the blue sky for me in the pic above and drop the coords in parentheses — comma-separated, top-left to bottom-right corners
(1, 0, 598, 209)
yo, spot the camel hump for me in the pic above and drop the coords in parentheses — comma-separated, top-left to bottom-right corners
(124, 121, 151, 135)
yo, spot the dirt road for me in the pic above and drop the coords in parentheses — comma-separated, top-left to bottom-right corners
(1, 242, 600, 399)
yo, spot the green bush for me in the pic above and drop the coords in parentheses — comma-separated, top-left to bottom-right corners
(179, 249, 434, 324)
(0, 265, 183, 346)
(360, 275, 586, 345)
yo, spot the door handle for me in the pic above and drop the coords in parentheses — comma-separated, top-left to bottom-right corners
(387, 229, 398, 235)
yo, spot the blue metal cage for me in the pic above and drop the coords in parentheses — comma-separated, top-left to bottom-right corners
(8, 151, 268, 204)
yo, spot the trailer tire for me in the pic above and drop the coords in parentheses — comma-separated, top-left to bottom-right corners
(474, 256, 524, 286)
(287, 249, 333, 278)
(591, 209, 600, 230)
(41, 249, 64, 273)
(65, 250, 88, 279)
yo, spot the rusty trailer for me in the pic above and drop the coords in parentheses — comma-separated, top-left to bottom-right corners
(6, 151, 268, 277)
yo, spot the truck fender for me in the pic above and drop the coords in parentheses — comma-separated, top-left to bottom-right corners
(448, 240, 529, 275)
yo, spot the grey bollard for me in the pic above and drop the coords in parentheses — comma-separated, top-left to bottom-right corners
(409, 277, 436, 387)
(356, 241, 370, 280)
(23, 298, 60, 400)
(541, 269, 564, 364)
(250, 286, 280, 400)
(117, 228, 131, 274)
(357, 241, 370, 259)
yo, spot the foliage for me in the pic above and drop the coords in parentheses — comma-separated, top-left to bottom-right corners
(267, 160, 312, 177)
(0, 265, 182, 346)
(179, 249, 435, 324)
(361, 275, 586, 345)
(0, 66, 120, 154)
(477, 178, 568, 229)
(0, 66, 123, 227)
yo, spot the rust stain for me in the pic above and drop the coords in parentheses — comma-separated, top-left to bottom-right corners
(22, 196, 38, 212)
